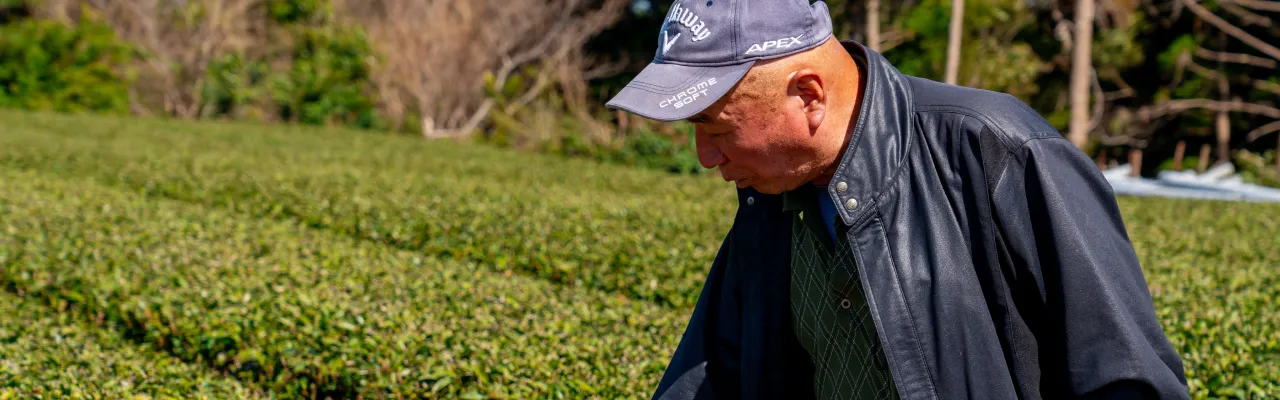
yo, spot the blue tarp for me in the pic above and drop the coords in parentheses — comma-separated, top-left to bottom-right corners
(1101, 163, 1280, 203)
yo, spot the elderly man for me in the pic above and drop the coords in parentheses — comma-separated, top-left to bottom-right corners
(605, 1, 1190, 399)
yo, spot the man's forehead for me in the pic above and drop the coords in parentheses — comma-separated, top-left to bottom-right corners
(685, 96, 733, 123)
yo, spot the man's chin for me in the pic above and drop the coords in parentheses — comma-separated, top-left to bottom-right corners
(743, 181, 788, 195)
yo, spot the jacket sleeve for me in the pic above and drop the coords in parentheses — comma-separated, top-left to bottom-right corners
(651, 233, 738, 400)
(987, 134, 1191, 399)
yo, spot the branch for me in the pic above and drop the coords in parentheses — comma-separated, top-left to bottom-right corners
(1104, 89, 1137, 101)
(1224, 0, 1280, 12)
(1246, 120, 1280, 142)
(878, 30, 911, 51)
(581, 55, 629, 81)
(1099, 69, 1138, 100)
(1089, 67, 1106, 134)
(1097, 133, 1142, 146)
(1257, 79, 1280, 96)
(503, 67, 555, 115)
(1186, 58, 1280, 96)
(1196, 47, 1278, 69)
(1221, 3, 1271, 27)
(1186, 58, 1229, 83)
(1140, 99, 1280, 120)
(429, 99, 494, 139)
(1180, 0, 1280, 62)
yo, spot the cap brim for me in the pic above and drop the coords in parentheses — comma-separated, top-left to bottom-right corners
(606, 60, 755, 122)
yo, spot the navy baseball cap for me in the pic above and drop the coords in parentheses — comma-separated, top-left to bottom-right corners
(605, 0, 835, 121)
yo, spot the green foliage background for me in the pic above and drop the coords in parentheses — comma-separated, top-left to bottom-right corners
(1, 109, 1278, 398)
(0, 2, 1277, 395)
(2, 0, 1277, 179)
(0, 17, 133, 114)
(199, 0, 381, 129)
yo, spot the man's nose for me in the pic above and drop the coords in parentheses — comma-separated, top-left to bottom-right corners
(695, 136, 727, 169)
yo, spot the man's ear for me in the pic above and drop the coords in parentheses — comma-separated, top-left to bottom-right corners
(790, 69, 825, 132)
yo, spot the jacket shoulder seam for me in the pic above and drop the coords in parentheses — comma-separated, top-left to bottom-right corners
(913, 104, 1061, 153)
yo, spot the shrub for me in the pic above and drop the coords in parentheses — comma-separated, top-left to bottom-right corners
(201, 53, 274, 122)
(606, 128, 704, 175)
(267, 0, 330, 24)
(269, 25, 380, 129)
(0, 18, 133, 114)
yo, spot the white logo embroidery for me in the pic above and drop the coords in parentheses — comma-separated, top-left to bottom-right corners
(745, 34, 806, 55)
(666, 2, 712, 42)
(662, 31, 681, 56)
(659, 77, 719, 109)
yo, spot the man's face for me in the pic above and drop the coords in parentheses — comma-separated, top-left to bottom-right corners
(687, 80, 826, 195)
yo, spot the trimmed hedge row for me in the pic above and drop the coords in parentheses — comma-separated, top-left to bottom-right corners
(1118, 200, 1280, 398)
(0, 292, 263, 399)
(0, 169, 681, 399)
(0, 110, 735, 309)
(2, 110, 1279, 397)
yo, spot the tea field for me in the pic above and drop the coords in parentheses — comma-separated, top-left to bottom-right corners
(0, 109, 1277, 399)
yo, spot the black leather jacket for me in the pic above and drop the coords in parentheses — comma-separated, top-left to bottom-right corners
(651, 41, 1190, 400)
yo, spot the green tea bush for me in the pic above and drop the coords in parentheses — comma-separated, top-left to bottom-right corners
(0, 18, 133, 114)
(0, 293, 263, 399)
(0, 169, 680, 398)
(0, 110, 734, 310)
(1117, 199, 1280, 398)
(1, 109, 1277, 398)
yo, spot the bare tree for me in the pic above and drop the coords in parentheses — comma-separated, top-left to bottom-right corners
(38, 0, 267, 118)
(1194, 46, 1277, 69)
(338, 0, 628, 140)
(1180, 0, 1280, 61)
(1126, 0, 1280, 165)
(1069, 0, 1096, 149)
(1214, 31, 1232, 164)
(945, 0, 965, 85)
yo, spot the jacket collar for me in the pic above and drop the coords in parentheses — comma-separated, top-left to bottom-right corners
(772, 40, 915, 227)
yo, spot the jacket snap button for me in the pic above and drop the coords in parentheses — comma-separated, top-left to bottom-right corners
(844, 198, 859, 210)
(836, 181, 848, 193)
(747, 196, 755, 205)
(840, 299, 852, 309)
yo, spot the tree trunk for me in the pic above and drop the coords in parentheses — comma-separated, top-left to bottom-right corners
(1216, 108, 1231, 164)
(616, 109, 629, 137)
(1216, 30, 1231, 164)
(867, 0, 881, 52)
(422, 115, 436, 139)
(1198, 144, 1211, 173)
(1173, 141, 1187, 171)
(1068, 0, 1095, 149)
(944, 0, 964, 85)
(1129, 148, 1143, 177)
